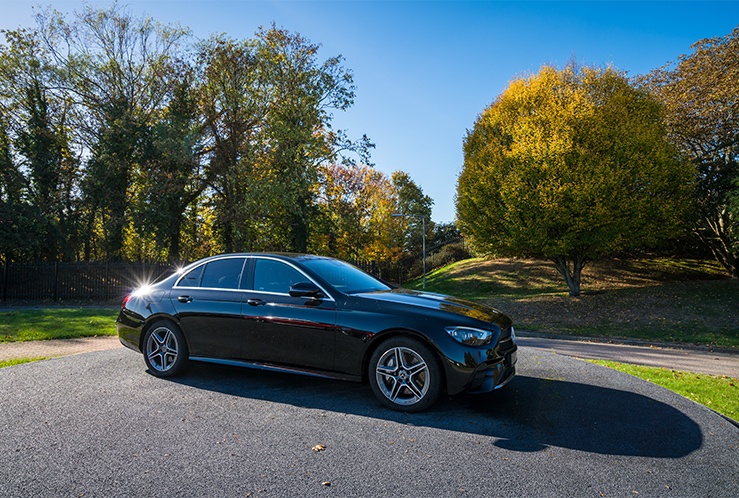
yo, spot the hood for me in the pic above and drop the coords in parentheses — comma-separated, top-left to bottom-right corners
(355, 288, 512, 329)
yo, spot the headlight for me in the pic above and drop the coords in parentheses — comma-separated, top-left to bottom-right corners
(445, 326, 496, 347)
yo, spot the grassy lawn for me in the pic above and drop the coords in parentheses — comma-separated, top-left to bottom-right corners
(0, 357, 48, 368)
(589, 360, 739, 423)
(0, 308, 119, 343)
(408, 257, 739, 349)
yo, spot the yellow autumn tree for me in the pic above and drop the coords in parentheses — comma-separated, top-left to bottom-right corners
(456, 64, 694, 296)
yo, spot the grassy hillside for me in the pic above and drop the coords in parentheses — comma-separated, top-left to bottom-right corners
(407, 257, 738, 348)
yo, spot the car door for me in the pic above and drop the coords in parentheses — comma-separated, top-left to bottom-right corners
(241, 257, 337, 371)
(172, 256, 247, 359)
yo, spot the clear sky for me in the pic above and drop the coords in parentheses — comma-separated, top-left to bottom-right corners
(3, 1, 738, 223)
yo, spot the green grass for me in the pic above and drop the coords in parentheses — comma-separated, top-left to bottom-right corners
(413, 258, 565, 299)
(516, 280, 739, 347)
(407, 257, 739, 348)
(0, 357, 48, 368)
(589, 360, 739, 422)
(0, 308, 119, 343)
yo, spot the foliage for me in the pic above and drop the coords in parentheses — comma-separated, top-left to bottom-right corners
(589, 360, 738, 422)
(0, 28, 78, 261)
(0, 4, 386, 264)
(640, 27, 739, 278)
(312, 163, 403, 263)
(36, 4, 190, 261)
(456, 64, 694, 296)
(0, 308, 118, 342)
(391, 171, 434, 256)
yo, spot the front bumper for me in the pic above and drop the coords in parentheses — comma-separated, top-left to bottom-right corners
(466, 349, 517, 393)
(442, 337, 518, 395)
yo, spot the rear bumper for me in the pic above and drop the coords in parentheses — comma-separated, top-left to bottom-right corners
(116, 308, 145, 353)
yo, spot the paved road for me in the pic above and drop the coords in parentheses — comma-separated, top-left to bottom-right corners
(1, 347, 737, 497)
(517, 334, 739, 378)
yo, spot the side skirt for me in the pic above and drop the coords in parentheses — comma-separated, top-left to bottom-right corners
(189, 356, 362, 383)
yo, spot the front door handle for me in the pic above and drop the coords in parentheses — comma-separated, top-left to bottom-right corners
(247, 298, 266, 306)
(177, 295, 193, 303)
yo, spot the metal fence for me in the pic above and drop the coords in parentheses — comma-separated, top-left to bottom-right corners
(0, 261, 176, 303)
(0, 242, 469, 302)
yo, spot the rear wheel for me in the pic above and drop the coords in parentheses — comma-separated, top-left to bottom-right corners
(368, 337, 442, 412)
(143, 320, 189, 377)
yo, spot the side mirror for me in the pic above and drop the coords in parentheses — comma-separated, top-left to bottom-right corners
(289, 281, 326, 300)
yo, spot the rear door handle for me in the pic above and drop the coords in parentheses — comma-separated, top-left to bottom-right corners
(177, 295, 193, 303)
(247, 298, 266, 306)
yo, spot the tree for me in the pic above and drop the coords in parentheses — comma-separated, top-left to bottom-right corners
(253, 26, 366, 253)
(197, 34, 269, 253)
(456, 64, 694, 296)
(37, 4, 190, 260)
(0, 28, 79, 261)
(198, 27, 370, 254)
(137, 61, 205, 262)
(640, 27, 739, 278)
(313, 163, 403, 263)
(392, 171, 434, 256)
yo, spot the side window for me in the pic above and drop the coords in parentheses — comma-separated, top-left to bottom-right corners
(253, 259, 307, 294)
(200, 258, 246, 290)
(179, 265, 204, 287)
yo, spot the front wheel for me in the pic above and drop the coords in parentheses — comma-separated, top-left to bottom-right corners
(368, 337, 442, 412)
(143, 320, 189, 377)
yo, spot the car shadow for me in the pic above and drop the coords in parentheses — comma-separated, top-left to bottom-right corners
(166, 361, 703, 459)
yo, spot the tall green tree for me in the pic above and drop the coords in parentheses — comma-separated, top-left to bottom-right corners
(197, 34, 269, 252)
(640, 27, 739, 278)
(256, 26, 363, 253)
(137, 61, 205, 262)
(0, 28, 78, 261)
(457, 65, 694, 296)
(392, 171, 434, 256)
(37, 4, 189, 260)
(198, 27, 370, 253)
(0, 115, 29, 260)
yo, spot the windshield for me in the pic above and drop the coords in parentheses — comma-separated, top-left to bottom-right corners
(301, 258, 391, 294)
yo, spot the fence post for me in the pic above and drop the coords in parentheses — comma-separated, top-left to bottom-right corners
(53, 261, 59, 302)
(105, 261, 110, 301)
(2, 260, 7, 302)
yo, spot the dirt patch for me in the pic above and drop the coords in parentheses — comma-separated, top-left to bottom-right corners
(444, 257, 738, 347)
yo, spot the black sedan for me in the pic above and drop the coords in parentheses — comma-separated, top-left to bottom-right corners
(117, 253, 517, 412)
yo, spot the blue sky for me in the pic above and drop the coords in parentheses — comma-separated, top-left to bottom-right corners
(3, 1, 738, 223)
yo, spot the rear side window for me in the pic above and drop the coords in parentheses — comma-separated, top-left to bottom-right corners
(179, 265, 204, 287)
(253, 259, 306, 294)
(200, 258, 246, 289)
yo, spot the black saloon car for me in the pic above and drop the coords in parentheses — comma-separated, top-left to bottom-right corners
(117, 253, 517, 412)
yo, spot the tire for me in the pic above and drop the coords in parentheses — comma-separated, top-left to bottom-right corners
(142, 320, 189, 377)
(368, 336, 442, 412)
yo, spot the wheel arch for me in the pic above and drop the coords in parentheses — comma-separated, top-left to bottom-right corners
(138, 314, 186, 353)
(361, 329, 447, 390)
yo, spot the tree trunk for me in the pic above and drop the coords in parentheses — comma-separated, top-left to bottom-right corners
(552, 254, 588, 297)
(697, 207, 738, 279)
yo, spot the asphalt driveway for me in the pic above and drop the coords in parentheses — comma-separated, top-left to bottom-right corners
(1, 346, 737, 497)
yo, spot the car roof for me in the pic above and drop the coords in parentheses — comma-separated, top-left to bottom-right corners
(180, 252, 334, 269)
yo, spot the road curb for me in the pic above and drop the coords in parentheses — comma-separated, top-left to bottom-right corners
(516, 330, 739, 355)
